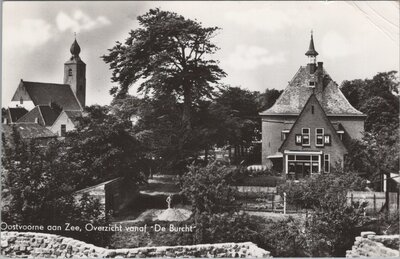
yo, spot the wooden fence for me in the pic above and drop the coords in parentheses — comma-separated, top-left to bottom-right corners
(236, 187, 399, 215)
(347, 191, 399, 215)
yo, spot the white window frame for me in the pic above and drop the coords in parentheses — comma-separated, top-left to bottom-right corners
(315, 128, 324, 147)
(301, 128, 310, 146)
(324, 154, 330, 173)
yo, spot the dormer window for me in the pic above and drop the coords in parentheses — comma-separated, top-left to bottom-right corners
(281, 130, 290, 141)
(337, 130, 344, 140)
(309, 81, 315, 86)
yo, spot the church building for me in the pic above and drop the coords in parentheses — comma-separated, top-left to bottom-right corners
(8, 38, 86, 136)
(260, 33, 366, 179)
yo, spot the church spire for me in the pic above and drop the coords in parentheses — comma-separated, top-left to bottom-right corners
(305, 30, 318, 67)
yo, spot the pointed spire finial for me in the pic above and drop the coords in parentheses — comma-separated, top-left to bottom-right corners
(305, 30, 318, 57)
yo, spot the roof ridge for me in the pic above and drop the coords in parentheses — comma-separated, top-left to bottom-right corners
(22, 80, 70, 86)
(36, 105, 47, 125)
(16, 106, 39, 124)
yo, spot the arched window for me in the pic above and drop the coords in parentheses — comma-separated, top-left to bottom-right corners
(68, 68, 73, 76)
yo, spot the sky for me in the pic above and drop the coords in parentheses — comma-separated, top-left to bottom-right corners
(2, 1, 399, 107)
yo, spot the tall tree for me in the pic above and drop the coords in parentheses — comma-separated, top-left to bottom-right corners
(102, 8, 226, 132)
(256, 88, 283, 112)
(66, 105, 147, 186)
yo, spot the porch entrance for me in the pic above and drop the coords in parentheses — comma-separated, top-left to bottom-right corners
(284, 151, 322, 180)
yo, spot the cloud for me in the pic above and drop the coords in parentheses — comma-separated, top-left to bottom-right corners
(224, 8, 306, 32)
(225, 45, 286, 70)
(4, 19, 53, 49)
(56, 10, 111, 33)
(320, 31, 352, 59)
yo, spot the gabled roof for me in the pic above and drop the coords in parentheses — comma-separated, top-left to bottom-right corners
(16, 105, 61, 127)
(260, 66, 365, 116)
(2, 123, 57, 140)
(16, 106, 45, 125)
(12, 80, 82, 111)
(64, 110, 83, 124)
(7, 107, 28, 123)
(279, 94, 347, 152)
(52, 110, 83, 129)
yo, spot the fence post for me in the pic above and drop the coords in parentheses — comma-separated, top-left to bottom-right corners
(351, 193, 353, 204)
(271, 193, 274, 212)
(284, 192, 287, 215)
(373, 194, 376, 215)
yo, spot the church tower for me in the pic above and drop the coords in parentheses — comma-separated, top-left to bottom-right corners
(64, 38, 86, 108)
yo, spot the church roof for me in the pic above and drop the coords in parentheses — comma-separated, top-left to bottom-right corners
(260, 66, 364, 116)
(38, 105, 62, 126)
(12, 80, 82, 111)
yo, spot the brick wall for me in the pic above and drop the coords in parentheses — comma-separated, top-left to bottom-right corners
(346, 231, 399, 257)
(0, 231, 271, 258)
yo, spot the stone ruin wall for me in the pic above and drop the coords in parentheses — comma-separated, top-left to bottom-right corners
(0, 231, 271, 258)
(346, 231, 399, 257)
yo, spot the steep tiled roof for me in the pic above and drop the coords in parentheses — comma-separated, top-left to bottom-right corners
(39, 105, 62, 126)
(7, 107, 28, 123)
(16, 106, 45, 125)
(16, 105, 61, 127)
(12, 81, 81, 111)
(260, 66, 364, 116)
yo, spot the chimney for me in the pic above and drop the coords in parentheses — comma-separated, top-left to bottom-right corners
(318, 62, 323, 71)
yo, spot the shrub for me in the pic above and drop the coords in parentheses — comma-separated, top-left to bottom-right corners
(181, 160, 238, 215)
(195, 212, 260, 245)
(276, 170, 369, 256)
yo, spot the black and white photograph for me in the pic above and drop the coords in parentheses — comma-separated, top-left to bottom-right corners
(1, 1, 399, 258)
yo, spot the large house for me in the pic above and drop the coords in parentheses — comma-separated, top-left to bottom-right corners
(260, 34, 366, 179)
(5, 38, 86, 137)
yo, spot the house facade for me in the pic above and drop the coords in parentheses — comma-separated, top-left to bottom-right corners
(260, 34, 366, 178)
(9, 39, 85, 136)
